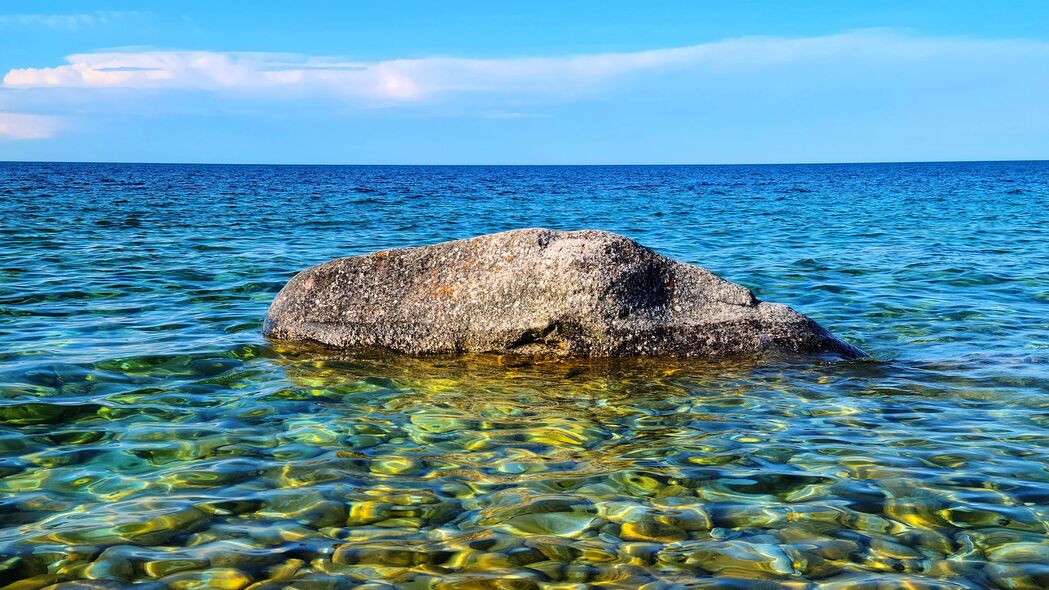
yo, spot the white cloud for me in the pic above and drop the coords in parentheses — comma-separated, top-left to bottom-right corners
(0, 112, 60, 140)
(7, 30, 1047, 104)
(0, 11, 138, 29)
(1, 29, 1046, 145)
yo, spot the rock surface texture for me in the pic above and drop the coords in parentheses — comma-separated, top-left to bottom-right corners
(264, 229, 866, 359)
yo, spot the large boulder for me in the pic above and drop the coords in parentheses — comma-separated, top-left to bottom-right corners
(264, 228, 865, 359)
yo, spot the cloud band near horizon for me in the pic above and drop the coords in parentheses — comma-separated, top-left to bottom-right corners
(2, 29, 1048, 142)
(6, 30, 1049, 100)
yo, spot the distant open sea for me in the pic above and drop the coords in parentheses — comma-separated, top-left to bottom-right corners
(1, 162, 1047, 588)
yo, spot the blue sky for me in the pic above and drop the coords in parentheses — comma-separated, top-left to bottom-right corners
(1, 1, 1047, 164)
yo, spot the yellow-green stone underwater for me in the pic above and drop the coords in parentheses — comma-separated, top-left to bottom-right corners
(1, 162, 1047, 589)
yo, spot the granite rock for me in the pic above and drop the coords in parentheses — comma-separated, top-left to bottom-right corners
(264, 228, 865, 359)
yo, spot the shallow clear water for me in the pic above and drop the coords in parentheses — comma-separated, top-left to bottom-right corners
(1, 162, 1047, 589)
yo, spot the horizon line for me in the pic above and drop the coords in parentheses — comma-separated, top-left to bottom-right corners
(2, 158, 1047, 167)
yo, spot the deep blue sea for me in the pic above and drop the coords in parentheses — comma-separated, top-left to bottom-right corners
(1, 162, 1047, 589)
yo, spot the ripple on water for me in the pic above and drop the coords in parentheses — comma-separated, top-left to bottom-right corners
(0, 350, 1045, 588)
(1, 162, 1049, 588)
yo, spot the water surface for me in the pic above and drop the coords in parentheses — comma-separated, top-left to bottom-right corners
(1, 162, 1047, 588)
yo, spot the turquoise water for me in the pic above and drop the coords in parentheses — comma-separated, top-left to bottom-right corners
(1, 162, 1047, 589)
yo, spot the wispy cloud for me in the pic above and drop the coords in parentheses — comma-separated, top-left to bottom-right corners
(2, 29, 1047, 145)
(0, 112, 60, 140)
(7, 30, 1047, 104)
(0, 11, 139, 29)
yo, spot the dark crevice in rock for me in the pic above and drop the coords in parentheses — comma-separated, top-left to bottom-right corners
(507, 320, 568, 353)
